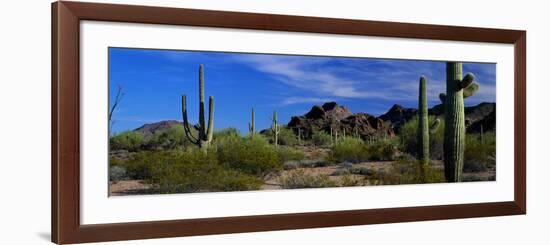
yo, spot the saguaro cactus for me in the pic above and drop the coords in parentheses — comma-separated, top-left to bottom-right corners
(417, 76, 430, 165)
(297, 128, 302, 144)
(248, 108, 255, 136)
(440, 62, 479, 182)
(271, 111, 281, 147)
(480, 124, 484, 144)
(182, 64, 215, 150)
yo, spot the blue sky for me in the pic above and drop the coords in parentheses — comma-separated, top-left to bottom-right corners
(109, 47, 496, 134)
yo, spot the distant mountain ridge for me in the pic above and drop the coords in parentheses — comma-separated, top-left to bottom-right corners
(131, 102, 496, 139)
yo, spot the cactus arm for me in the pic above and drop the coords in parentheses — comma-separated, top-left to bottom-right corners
(206, 96, 214, 142)
(430, 118, 441, 134)
(439, 93, 446, 104)
(463, 82, 479, 98)
(181, 95, 199, 144)
(460, 73, 475, 88)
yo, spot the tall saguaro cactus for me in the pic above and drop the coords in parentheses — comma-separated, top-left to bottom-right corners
(182, 64, 215, 150)
(440, 62, 479, 182)
(248, 108, 255, 136)
(417, 76, 430, 165)
(271, 111, 281, 147)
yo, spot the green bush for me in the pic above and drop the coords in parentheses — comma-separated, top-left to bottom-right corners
(264, 126, 298, 146)
(365, 140, 396, 161)
(150, 149, 262, 193)
(280, 170, 338, 189)
(311, 131, 332, 146)
(339, 174, 365, 187)
(328, 137, 369, 163)
(283, 159, 328, 170)
(216, 134, 282, 177)
(464, 131, 496, 172)
(109, 165, 127, 182)
(213, 127, 240, 142)
(110, 131, 144, 152)
(399, 116, 444, 160)
(277, 146, 306, 163)
(385, 159, 445, 185)
(123, 151, 167, 180)
(145, 124, 189, 150)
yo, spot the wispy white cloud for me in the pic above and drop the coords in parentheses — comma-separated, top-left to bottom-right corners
(231, 55, 492, 106)
(234, 55, 397, 101)
(280, 96, 336, 106)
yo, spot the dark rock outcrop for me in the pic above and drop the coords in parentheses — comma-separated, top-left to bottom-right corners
(287, 102, 393, 140)
(378, 102, 496, 133)
(378, 104, 417, 132)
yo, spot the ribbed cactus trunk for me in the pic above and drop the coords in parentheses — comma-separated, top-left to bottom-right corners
(182, 64, 214, 151)
(248, 108, 255, 136)
(443, 62, 466, 182)
(418, 76, 430, 165)
(272, 111, 280, 147)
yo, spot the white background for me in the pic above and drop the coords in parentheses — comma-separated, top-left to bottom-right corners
(0, 0, 546, 244)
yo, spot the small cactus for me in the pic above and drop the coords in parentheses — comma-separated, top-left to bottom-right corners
(480, 124, 484, 144)
(330, 127, 334, 144)
(181, 64, 214, 150)
(248, 107, 255, 136)
(417, 76, 430, 165)
(440, 62, 479, 182)
(271, 111, 281, 147)
(297, 128, 302, 144)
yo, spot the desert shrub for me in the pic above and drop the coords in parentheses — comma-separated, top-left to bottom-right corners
(386, 159, 445, 184)
(331, 168, 350, 176)
(149, 149, 261, 193)
(214, 127, 240, 141)
(109, 155, 125, 167)
(123, 151, 169, 180)
(339, 174, 365, 187)
(277, 146, 306, 163)
(328, 137, 369, 163)
(264, 126, 298, 146)
(109, 165, 127, 182)
(311, 131, 332, 146)
(350, 166, 377, 176)
(152, 149, 262, 193)
(145, 124, 189, 150)
(365, 140, 396, 161)
(280, 170, 338, 189)
(464, 131, 496, 172)
(462, 174, 496, 182)
(283, 159, 328, 170)
(278, 127, 299, 146)
(216, 134, 281, 176)
(399, 116, 444, 160)
(110, 131, 144, 152)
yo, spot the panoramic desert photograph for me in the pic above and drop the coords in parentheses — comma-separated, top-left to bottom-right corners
(108, 48, 496, 196)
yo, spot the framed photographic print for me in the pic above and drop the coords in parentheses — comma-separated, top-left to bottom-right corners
(52, 1, 526, 244)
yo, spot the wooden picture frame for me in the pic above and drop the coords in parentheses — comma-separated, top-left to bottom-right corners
(51, 1, 526, 244)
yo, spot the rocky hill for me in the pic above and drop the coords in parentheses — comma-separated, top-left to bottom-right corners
(287, 101, 495, 139)
(288, 102, 393, 140)
(129, 102, 495, 139)
(379, 102, 496, 133)
(133, 120, 180, 136)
